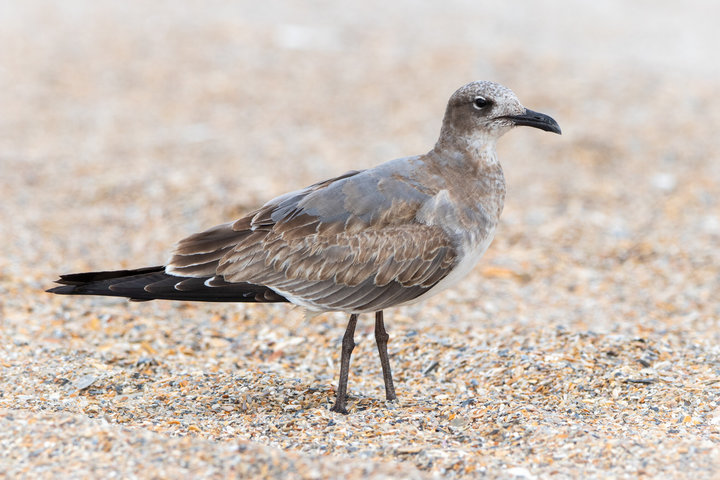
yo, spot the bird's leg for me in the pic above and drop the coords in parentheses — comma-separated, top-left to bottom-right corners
(330, 313, 358, 414)
(374, 311, 397, 401)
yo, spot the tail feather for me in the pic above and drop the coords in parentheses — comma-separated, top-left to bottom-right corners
(47, 266, 288, 303)
(54, 266, 166, 285)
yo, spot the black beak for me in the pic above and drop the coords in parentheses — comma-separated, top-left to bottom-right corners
(505, 109, 561, 134)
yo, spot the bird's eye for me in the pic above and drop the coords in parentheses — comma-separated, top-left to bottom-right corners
(473, 96, 489, 109)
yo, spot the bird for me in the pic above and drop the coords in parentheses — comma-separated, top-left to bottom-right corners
(48, 81, 561, 414)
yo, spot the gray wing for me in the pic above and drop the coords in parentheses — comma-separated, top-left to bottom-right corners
(167, 161, 458, 312)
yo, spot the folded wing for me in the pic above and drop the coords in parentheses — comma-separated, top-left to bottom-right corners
(168, 164, 459, 312)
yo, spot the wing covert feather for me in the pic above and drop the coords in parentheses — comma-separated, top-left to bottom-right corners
(167, 162, 461, 312)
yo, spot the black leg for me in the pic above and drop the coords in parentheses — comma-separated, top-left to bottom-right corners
(375, 311, 397, 401)
(330, 314, 358, 414)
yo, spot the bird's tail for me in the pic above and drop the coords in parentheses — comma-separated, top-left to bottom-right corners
(47, 266, 288, 303)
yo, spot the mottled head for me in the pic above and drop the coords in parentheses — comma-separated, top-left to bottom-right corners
(437, 81, 561, 149)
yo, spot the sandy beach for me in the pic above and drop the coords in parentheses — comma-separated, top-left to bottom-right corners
(1, 1, 719, 478)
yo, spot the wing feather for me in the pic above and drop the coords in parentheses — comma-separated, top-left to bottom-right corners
(217, 223, 456, 312)
(166, 164, 462, 312)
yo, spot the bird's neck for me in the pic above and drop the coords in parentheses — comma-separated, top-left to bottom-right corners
(429, 134, 506, 221)
(433, 133, 502, 175)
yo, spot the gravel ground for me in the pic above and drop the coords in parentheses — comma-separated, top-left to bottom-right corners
(1, 1, 719, 478)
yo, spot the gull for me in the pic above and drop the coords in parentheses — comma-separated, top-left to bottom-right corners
(48, 81, 561, 413)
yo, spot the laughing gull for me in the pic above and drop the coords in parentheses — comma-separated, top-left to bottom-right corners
(49, 81, 560, 413)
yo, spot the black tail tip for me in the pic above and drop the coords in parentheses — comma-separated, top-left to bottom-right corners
(47, 285, 76, 295)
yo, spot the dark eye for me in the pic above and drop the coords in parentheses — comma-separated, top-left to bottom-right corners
(473, 96, 489, 109)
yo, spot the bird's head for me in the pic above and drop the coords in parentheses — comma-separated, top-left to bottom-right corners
(438, 81, 561, 150)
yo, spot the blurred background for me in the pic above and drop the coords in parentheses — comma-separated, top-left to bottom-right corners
(2, 1, 719, 477)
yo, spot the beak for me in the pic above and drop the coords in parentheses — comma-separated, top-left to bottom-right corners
(505, 109, 561, 134)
